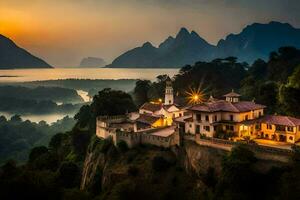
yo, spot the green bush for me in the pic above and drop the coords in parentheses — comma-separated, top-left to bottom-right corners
(117, 140, 129, 152)
(100, 138, 112, 153)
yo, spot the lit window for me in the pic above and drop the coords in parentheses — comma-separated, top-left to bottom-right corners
(287, 126, 294, 132)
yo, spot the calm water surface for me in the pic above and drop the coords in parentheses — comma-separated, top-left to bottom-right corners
(0, 68, 179, 82)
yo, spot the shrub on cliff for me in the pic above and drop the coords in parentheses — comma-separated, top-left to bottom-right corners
(117, 140, 129, 152)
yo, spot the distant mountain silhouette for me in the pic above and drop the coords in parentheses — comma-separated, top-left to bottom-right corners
(217, 21, 300, 63)
(0, 34, 52, 69)
(107, 21, 300, 68)
(107, 28, 215, 68)
(79, 57, 106, 68)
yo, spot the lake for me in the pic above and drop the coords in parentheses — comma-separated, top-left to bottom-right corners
(0, 68, 179, 82)
(0, 68, 179, 123)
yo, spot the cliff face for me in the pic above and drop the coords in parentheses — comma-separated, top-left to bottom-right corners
(80, 139, 226, 193)
(80, 138, 288, 199)
(175, 141, 226, 176)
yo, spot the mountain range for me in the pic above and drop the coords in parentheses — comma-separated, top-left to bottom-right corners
(0, 34, 51, 69)
(107, 21, 300, 68)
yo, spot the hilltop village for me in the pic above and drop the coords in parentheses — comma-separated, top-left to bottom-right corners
(96, 77, 300, 150)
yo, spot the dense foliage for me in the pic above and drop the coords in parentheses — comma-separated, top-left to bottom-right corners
(0, 115, 76, 164)
(0, 86, 83, 103)
(0, 97, 82, 114)
(133, 47, 300, 117)
(241, 46, 300, 116)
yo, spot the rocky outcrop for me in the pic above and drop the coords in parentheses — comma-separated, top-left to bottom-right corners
(79, 57, 106, 68)
(172, 141, 226, 176)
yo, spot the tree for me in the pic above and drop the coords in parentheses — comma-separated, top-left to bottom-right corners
(256, 82, 278, 113)
(279, 146, 300, 200)
(74, 105, 92, 127)
(49, 133, 66, 150)
(288, 65, 300, 88)
(279, 85, 300, 117)
(10, 115, 22, 123)
(29, 146, 48, 163)
(134, 80, 151, 106)
(249, 59, 268, 80)
(215, 145, 259, 200)
(117, 140, 129, 152)
(91, 88, 136, 116)
(268, 47, 300, 83)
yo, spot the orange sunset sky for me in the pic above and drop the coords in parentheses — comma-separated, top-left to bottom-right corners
(1, 0, 300, 67)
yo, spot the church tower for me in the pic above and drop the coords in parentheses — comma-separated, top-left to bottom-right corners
(164, 77, 174, 105)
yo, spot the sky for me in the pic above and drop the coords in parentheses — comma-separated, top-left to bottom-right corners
(1, 0, 300, 67)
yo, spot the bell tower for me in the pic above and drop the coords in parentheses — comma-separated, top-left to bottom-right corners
(164, 77, 174, 105)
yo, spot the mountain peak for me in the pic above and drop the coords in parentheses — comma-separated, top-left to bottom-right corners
(142, 42, 154, 48)
(176, 27, 190, 38)
(0, 34, 52, 69)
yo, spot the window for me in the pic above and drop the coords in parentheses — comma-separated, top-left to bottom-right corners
(287, 126, 294, 132)
(213, 126, 217, 131)
(276, 125, 285, 131)
(245, 115, 249, 120)
(214, 115, 217, 122)
(195, 125, 200, 134)
(205, 115, 209, 122)
(189, 124, 192, 128)
(179, 113, 182, 117)
(255, 124, 261, 130)
(289, 136, 294, 141)
(226, 125, 234, 131)
(230, 115, 234, 121)
(169, 100, 171, 104)
(204, 126, 210, 132)
(259, 112, 262, 117)
(267, 124, 272, 130)
(196, 114, 201, 121)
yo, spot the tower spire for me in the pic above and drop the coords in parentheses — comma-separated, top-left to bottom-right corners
(164, 76, 174, 105)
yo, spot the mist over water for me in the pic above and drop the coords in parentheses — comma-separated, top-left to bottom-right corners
(0, 68, 179, 82)
(0, 111, 73, 124)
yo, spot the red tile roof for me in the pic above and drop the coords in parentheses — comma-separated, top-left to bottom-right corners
(140, 102, 162, 112)
(136, 114, 161, 125)
(188, 100, 266, 113)
(223, 90, 241, 97)
(258, 115, 300, 126)
(174, 115, 193, 123)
